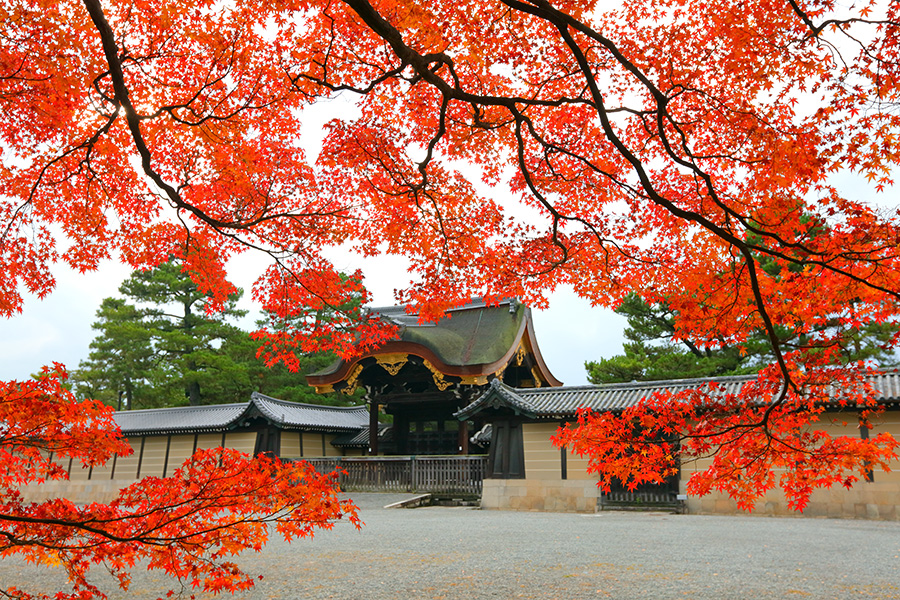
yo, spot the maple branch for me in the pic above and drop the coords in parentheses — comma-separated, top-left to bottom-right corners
(336, 0, 642, 279)
(539, 10, 800, 389)
(783, 0, 823, 36)
(784, 0, 899, 39)
(512, 116, 569, 271)
(337, 0, 592, 111)
(81, 0, 321, 239)
(333, 0, 868, 393)
(83, 0, 224, 225)
(508, 0, 899, 307)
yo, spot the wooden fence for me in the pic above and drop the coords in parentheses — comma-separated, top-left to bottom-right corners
(601, 490, 679, 504)
(599, 477, 683, 510)
(296, 456, 487, 496)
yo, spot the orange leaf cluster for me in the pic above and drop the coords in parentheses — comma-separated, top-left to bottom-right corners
(2, 0, 898, 360)
(1, 368, 359, 599)
(555, 363, 899, 512)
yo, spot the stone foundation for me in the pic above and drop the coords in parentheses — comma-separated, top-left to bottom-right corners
(481, 478, 599, 512)
(684, 482, 900, 520)
(483, 477, 900, 520)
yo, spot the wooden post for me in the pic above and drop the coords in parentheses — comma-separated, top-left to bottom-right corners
(369, 400, 379, 456)
(458, 420, 469, 455)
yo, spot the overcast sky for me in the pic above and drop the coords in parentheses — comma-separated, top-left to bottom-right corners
(0, 249, 627, 387)
(1, 143, 893, 390)
(2, 173, 892, 388)
(0, 93, 631, 389)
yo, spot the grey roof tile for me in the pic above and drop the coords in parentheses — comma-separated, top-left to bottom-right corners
(113, 393, 368, 435)
(457, 372, 900, 420)
(250, 392, 369, 431)
(113, 403, 248, 435)
(331, 424, 392, 447)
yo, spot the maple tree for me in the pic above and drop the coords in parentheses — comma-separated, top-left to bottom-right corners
(1, 0, 900, 593)
(0, 366, 359, 599)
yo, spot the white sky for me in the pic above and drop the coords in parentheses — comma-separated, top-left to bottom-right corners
(0, 250, 626, 387)
(1, 162, 893, 389)
(0, 92, 629, 387)
(2, 141, 895, 390)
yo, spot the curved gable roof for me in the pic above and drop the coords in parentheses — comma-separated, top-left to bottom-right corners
(250, 392, 369, 430)
(307, 298, 561, 388)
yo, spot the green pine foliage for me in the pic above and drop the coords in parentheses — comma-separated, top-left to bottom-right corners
(71, 260, 360, 409)
(585, 294, 761, 384)
(585, 293, 899, 384)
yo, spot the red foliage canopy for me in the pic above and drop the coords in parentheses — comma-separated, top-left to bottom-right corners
(1, 0, 900, 593)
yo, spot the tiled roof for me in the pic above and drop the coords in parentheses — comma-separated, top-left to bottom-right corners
(380, 298, 527, 367)
(509, 375, 757, 417)
(114, 403, 248, 435)
(863, 371, 900, 402)
(470, 424, 492, 446)
(453, 378, 543, 419)
(456, 371, 900, 420)
(250, 393, 369, 431)
(114, 393, 368, 435)
(311, 298, 525, 374)
(308, 297, 562, 388)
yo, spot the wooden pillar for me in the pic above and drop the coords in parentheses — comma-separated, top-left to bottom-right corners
(859, 411, 873, 482)
(458, 420, 468, 455)
(369, 400, 379, 456)
(396, 413, 409, 455)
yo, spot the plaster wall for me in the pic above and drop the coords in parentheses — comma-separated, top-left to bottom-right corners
(323, 434, 343, 457)
(196, 432, 223, 451)
(522, 422, 593, 481)
(165, 435, 195, 476)
(480, 422, 599, 512)
(113, 436, 141, 479)
(682, 409, 900, 520)
(139, 436, 168, 477)
(301, 432, 327, 457)
(18, 430, 351, 505)
(226, 431, 257, 455)
(281, 431, 302, 457)
(489, 410, 900, 520)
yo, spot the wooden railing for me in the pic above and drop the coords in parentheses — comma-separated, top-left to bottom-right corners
(295, 456, 487, 496)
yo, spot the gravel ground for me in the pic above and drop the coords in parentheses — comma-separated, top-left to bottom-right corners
(2, 493, 899, 599)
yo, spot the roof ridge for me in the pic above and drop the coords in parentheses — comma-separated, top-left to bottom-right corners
(515, 374, 759, 394)
(515, 384, 599, 393)
(367, 297, 514, 317)
(115, 402, 246, 415)
(250, 391, 366, 411)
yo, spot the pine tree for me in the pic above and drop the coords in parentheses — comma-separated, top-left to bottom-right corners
(72, 260, 360, 408)
(586, 294, 898, 384)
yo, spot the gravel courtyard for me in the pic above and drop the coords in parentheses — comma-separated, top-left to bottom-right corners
(2, 493, 899, 599)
